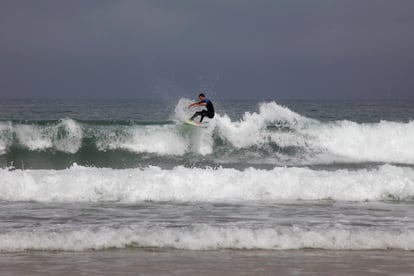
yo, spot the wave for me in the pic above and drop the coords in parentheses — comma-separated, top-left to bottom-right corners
(0, 118, 82, 155)
(0, 118, 187, 157)
(1, 100, 414, 166)
(1, 164, 413, 203)
(1, 224, 413, 251)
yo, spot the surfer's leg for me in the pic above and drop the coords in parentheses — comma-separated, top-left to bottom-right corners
(199, 110, 209, 122)
(190, 111, 202, 120)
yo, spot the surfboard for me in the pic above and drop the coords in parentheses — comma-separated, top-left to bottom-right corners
(184, 119, 206, 128)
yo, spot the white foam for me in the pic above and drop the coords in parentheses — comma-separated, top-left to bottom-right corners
(1, 224, 413, 251)
(14, 124, 53, 150)
(172, 98, 194, 122)
(211, 101, 414, 165)
(52, 118, 83, 153)
(0, 122, 13, 154)
(0, 165, 413, 203)
(306, 120, 414, 164)
(95, 124, 189, 155)
(215, 102, 311, 149)
(3, 118, 83, 154)
(93, 98, 215, 155)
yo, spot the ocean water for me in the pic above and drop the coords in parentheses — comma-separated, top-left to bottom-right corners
(0, 98, 414, 256)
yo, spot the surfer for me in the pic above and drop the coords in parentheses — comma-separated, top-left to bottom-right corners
(188, 93, 215, 123)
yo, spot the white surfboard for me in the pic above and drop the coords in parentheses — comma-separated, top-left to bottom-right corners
(184, 119, 207, 128)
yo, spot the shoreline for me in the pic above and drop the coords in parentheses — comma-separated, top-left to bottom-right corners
(1, 249, 413, 276)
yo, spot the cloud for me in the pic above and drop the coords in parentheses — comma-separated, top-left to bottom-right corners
(1, 0, 414, 99)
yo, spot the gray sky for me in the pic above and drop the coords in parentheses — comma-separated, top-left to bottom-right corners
(1, 0, 414, 100)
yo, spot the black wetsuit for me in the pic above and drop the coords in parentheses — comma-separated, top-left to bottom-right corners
(191, 99, 215, 122)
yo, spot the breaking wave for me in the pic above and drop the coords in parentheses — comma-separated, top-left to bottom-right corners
(1, 164, 413, 203)
(1, 99, 414, 167)
(1, 224, 414, 251)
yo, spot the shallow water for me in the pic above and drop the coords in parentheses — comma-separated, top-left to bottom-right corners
(2, 249, 414, 276)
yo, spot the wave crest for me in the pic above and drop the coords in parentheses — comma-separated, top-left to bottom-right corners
(1, 100, 414, 165)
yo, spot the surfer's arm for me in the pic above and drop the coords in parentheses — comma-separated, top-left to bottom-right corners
(188, 102, 207, 108)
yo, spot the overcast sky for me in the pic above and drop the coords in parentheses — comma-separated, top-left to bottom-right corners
(1, 0, 414, 100)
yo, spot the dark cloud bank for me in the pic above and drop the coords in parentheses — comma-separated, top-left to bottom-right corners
(1, 0, 414, 100)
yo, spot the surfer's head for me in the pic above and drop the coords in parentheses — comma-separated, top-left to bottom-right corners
(198, 93, 205, 100)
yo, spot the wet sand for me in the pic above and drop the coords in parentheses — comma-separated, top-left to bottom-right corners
(1, 249, 414, 276)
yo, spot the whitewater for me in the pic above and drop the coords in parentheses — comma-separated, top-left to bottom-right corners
(1, 164, 414, 202)
(0, 99, 414, 252)
(1, 99, 414, 167)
